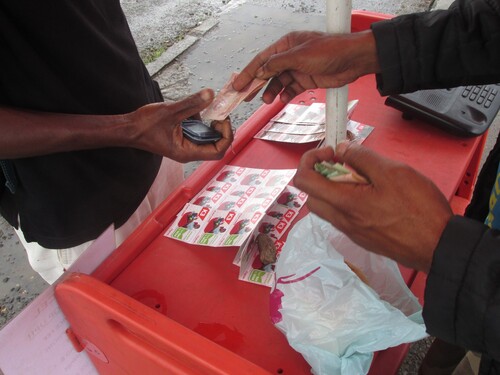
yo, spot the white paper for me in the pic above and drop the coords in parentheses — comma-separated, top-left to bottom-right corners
(0, 225, 116, 375)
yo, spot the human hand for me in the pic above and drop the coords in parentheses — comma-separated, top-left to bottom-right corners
(293, 144, 453, 273)
(233, 30, 380, 104)
(129, 89, 233, 162)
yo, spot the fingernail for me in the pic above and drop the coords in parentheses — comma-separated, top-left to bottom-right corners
(256, 68, 264, 78)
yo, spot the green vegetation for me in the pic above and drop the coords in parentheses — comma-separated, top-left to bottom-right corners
(141, 33, 188, 64)
(142, 45, 167, 65)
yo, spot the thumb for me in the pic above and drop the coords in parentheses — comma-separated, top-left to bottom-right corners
(172, 89, 215, 121)
(335, 141, 391, 183)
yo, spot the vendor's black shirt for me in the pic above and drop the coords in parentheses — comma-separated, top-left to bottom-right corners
(0, 1, 163, 248)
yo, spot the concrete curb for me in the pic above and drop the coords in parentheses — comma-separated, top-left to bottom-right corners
(146, 17, 219, 78)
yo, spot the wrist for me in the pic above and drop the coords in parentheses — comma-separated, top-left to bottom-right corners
(111, 112, 140, 148)
(80, 111, 139, 150)
(353, 30, 381, 76)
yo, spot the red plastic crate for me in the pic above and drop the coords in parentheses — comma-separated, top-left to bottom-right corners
(55, 11, 486, 375)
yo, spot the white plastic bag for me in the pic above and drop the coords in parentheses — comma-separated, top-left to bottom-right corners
(270, 214, 427, 375)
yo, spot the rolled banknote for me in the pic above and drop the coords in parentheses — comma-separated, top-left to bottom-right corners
(314, 161, 368, 184)
(201, 72, 267, 121)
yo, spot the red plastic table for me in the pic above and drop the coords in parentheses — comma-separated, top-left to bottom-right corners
(55, 11, 486, 375)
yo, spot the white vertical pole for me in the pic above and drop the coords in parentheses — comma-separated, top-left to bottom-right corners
(325, 0, 352, 147)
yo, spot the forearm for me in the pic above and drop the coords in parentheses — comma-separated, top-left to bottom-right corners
(0, 106, 137, 159)
(423, 216, 500, 360)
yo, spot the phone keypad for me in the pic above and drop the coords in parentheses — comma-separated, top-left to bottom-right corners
(462, 84, 499, 109)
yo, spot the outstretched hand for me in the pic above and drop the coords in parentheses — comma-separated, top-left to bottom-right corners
(233, 30, 380, 104)
(294, 144, 453, 273)
(130, 89, 233, 162)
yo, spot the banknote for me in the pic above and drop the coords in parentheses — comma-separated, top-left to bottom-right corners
(201, 73, 267, 121)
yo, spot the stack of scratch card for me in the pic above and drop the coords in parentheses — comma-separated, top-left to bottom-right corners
(255, 100, 375, 144)
(164, 165, 307, 287)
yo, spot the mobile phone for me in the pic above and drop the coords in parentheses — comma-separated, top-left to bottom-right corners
(181, 119, 223, 145)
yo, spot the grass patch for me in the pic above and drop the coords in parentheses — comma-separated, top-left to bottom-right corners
(142, 45, 167, 65)
(141, 34, 187, 65)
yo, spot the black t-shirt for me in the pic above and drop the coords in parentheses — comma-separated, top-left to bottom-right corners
(0, 1, 163, 248)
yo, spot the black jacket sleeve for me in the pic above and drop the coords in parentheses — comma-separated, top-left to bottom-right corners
(370, 1, 500, 371)
(423, 216, 500, 365)
(371, 0, 500, 95)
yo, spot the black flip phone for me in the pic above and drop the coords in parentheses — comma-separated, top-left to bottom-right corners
(181, 119, 222, 145)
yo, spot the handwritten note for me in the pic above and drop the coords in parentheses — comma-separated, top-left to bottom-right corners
(0, 226, 116, 375)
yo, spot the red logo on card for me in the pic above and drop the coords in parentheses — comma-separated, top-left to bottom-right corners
(236, 197, 247, 207)
(225, 211, 236, 224)
(251, 212, 263, 224)
(275, 240, 285, 252)
(276, 220, 287, 233)
(284, 209, 296, 222)
(246, 186, 256, 196)
(198, 207, 210, 220)
(261, 197, 273, 208)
